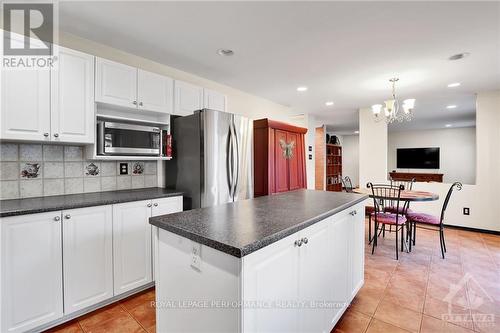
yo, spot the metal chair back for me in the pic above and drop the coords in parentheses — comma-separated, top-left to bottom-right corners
(390, 177, 416, 191)
(440, 182, 462, 224)
(367, 183, 406, 218)
(342, 176, 354, 192)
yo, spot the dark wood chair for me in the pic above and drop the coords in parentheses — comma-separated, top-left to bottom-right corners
(406, 182, 462, 259)
(341, 176, 354, 192)
(368, 183, 409, 260)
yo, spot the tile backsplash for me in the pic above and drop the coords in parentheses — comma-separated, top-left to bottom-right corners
(0, 143, 158, 200)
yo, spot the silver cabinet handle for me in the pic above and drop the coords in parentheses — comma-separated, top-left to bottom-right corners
(53, 133, 59, 138)
(153, 203, 158, 207)
(54, 216, 60, 221)
(302, 237, 308, 244)
(43, 133, 49, 137)
(350, 211, 356, 216)
(147, 203, 152, 208)
(64, 214, 71, 219)
(139, 102, 143, 106)
(132, 100, 137, 105)
(294, 239, 303, 247)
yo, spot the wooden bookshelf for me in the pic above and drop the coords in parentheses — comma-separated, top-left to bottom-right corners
(325, 144, 342, 192)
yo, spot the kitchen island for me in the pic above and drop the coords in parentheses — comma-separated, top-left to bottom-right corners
(150, 189, 367, 333)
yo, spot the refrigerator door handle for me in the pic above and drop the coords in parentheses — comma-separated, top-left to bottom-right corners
(231, 120, 239, 199)
(226, 126, 234, 197)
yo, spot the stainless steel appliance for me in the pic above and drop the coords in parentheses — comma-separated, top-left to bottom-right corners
(97, 121, 162, 156)
(166, 109, 253, 209)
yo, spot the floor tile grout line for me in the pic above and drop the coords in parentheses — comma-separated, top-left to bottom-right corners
(119, 303, 148, 332)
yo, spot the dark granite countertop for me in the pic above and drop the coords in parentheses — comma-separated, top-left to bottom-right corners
(0, 188, 183, 217)
(150, 189, 368, 258)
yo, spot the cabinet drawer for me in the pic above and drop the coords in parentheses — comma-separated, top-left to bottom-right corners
(151, 196, 183, 217)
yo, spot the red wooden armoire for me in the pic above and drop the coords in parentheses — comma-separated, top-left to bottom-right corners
(253, 118, 307, 197)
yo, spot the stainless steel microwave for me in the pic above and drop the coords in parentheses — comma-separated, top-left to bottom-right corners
(97, 121, 161, 156)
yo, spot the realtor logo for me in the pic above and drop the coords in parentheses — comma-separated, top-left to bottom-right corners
(2, 2, 58, 69)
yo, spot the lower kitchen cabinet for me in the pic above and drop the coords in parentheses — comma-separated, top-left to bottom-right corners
(63, 205, 113, 314)
(113, 200, 153, 295)
(1, 212, 63, 333)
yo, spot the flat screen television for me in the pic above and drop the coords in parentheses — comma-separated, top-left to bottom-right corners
(397, 147, 440, 169)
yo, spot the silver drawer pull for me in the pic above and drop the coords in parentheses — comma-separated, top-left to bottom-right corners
(139, 102, 143, 106)
(153, 203, 158, 207)
(53, 133, 59, 138)
(147, 203, 152, 208)
(54, 216, 60, 221)
(64, 214, 71, 219)
(294, 239, 303, 247)
(43, 133, 49, 137)
(132, 100, 137, 105)
(302, 237, 308, 244)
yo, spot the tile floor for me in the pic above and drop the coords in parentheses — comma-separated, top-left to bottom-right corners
(47, 220, 500, 333)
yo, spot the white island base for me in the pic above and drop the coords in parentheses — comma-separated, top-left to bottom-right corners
(154, 202, 365, 333)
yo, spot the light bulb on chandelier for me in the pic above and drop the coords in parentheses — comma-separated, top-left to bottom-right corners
(372, 78, 415, 123)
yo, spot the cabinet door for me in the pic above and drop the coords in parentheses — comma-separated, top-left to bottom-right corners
(298, 217, 334, 333)
(151, 196, 183, 280)
(203, 88, 226, 112)
(1, 212, 63, 333)
(113, 200, 153, 295)
(242, 233, 300, 333)
(51, 47, 95, 143)
(274, 129, 289, 192)
(1, 69, 51, 141)
(173, 80, 203, 116)
(350, 205, 365, 300)
(95, 57, 137, 108)
(328, 212, 351, 327)
(63, 205, 113, 314)
(137, 69, 173, 113)
(287, 132, 303, 190)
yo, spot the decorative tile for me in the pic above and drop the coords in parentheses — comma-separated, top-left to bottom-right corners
(0, 162, 19, 180)
(43, 179, 64, 196)
(19, 144, 42, 161)
(131, 175, 145, 189)
(84, 177, 101, 193)
(64, 146, 83, 161)
(100, 161, 116, 176)
(84, 162, 100, 176)
(117, 176, 131, 190)
(43, 162, 64, 179)
(64, 162, 83, 178)
(20, 162, 42, 179)
(144, 175, 157, 188)
(144, 161, 157, 175)
(43, 145, 63, 161)
(64, 178, 83, 194)
(101, 177, 117, 192)
(0, 180, 19, 199)
(0, 143, 18, 161)
(20, 179, 43, 198)
(132, 162, 145, 175)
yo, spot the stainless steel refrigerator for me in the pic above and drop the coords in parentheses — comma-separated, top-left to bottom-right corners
(165, 109, 253, 209)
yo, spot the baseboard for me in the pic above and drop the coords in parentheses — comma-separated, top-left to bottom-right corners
(444, 224, 500, 236)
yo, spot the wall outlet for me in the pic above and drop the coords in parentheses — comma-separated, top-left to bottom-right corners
(119, 163, 128, 175)
(191, 243, 202, 271)
(463, 207, 470, 215)
(308, 154, 312, 160)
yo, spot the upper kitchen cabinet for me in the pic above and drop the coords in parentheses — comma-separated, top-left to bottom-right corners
(174, 80, 203, 116)
(203, 88, 227, 112)
(137, 69, 173, 113)
(95, 57, 174, 114)
(95, 57, 137, 108)
(1, 69, 51, 142)
(51, 47, 95, 143)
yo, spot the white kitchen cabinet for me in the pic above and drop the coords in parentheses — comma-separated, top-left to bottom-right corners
(1, 69, 51, 141)
(138, 69, 173, 113)
(62, 205, 113, 314)
(51, 47, 95, 143)
(350, 207, 365, 300)
(113, 200, 153, 295)
(203, 88, 226, 112)
(1, 212, 63, 333)
(95, 57, 137, 108)
(174, 80, 203, 116)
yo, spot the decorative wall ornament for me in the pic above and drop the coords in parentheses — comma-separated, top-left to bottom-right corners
(21, 163, 40, 178)
(85, 162, 100, 176)
(132, 162, 145, 174)
(279, 139, 296, 159)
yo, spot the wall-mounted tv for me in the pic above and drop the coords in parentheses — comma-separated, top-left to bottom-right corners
(397, 147, 440, 169)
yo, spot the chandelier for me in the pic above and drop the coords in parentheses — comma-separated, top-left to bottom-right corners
(371, 78, 415, 123)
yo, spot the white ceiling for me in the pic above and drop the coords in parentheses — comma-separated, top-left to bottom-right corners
(59, 1, 499, 131)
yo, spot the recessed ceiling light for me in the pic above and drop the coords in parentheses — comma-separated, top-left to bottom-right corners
(354, 130, 359, 134)
(296, 86, 308, 92)
(446, 105, 457, 109)
(447, 82, 461, 88)
(217, 49, 234, 56)
(445, 124, 452, 128)
(449, 52, 470, 61)
(325, 101, 334, 106)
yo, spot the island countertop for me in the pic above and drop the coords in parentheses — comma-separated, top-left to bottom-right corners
(149, 189, 368, 257)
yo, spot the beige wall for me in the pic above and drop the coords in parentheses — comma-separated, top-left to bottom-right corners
(359, 107, 388, 186)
